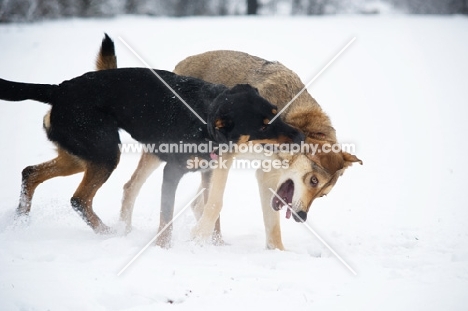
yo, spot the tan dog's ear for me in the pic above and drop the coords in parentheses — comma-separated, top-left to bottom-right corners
(309, 132, 327, 140)
(342, 152, 363, 169)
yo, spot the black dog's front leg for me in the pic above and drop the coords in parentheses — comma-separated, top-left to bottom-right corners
(155, 163, 187, 248)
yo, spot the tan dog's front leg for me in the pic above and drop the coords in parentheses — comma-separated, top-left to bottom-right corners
(256, 168, 285, 250)
(191, 170, 212, 221)
(191, 155, 233, 242)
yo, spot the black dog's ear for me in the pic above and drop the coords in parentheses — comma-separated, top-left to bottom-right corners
(207, 116, 228, 144)
(230, 84, 258, 94)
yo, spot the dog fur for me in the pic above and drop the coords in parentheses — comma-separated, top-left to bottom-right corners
(175, 51, 362, 249)
(115, 47, 362, 249)
(0, 36, 304, 236)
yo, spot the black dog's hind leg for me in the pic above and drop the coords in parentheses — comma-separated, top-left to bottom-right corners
(155, 163, 187, 248)
(70, 160, 118, 234)
(18, 149, 85, 215)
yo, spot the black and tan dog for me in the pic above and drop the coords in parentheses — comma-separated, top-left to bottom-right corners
(114, 48, 362, 249)
(178, 51, 362, 249)
(0, 36, 304, 235)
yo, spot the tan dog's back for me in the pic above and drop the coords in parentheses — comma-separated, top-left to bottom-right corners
(174, 50, 336, 142)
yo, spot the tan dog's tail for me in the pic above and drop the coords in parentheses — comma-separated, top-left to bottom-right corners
(96, 33, 117, 71)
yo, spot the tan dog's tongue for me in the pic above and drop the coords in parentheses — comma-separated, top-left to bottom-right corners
(210, 150, 218, 160)
(286, 208, 292, 219)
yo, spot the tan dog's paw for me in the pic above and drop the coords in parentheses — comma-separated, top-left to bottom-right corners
(212, 232, 225, 246)
(190, 222, 214, 244)
(266, 241, 285, 251)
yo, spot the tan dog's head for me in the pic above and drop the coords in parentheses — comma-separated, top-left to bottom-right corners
(271, 138, 362, 222)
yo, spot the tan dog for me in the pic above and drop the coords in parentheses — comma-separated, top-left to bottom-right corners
(176, 51, 362, 249)
(120, 49, 361, 249)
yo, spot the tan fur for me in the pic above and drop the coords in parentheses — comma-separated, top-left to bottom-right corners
(121, 152, 161, 232)
(175, 50, 362, 249)
(95, 45, 117, 71)
(18, 142, 117, 233)
(71, 160, 119, 232)
(215, 119, 224, 129)
(93, 43, 172, 243)
(43, 111, 51, 129)
(18, 148, 85, 215)
(193, 171, 223, 243)
(96, 47, 361, 248)
(191, 154, 235, 240)
(93, 43, 226, 247)
(174, 50, 336, 142)
(18, 42, 121, 233)
(255, 168, 284, 249)
(237, 135, 250, 144)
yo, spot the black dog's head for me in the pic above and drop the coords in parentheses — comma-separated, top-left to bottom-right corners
(207, 84, 304, 145)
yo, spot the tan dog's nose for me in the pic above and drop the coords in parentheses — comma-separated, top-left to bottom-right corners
(293, 210, 307, 222)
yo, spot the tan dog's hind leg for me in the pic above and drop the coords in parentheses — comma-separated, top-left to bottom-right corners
(256, 169, 285, 250)
(120, 153, 161, 232)
(71, 161, 115, 234)
(191, 156, 233, 242)
(18, 148, 85, 215)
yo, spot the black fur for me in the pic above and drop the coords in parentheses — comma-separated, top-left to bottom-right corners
(0, 78, 57, 103)
(1, 69, 303, 164)
(101, 33, 115, 57)
(0, 67, 304, 235)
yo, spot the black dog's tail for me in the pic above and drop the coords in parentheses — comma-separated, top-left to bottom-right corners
(95, 33, 117, 71)
(0, 78, 57, 105)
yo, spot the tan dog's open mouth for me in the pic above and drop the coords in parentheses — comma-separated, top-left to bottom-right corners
(272, 179, 307, 222)
(272, 179, 293, 213)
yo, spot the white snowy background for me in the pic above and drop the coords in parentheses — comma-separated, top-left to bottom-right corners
(0, 15, 467, 310)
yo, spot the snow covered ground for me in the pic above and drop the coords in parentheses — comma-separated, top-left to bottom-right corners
(1, 15, 467, 310)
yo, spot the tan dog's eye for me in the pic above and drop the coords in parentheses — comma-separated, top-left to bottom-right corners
(310, 176, 319, 187)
